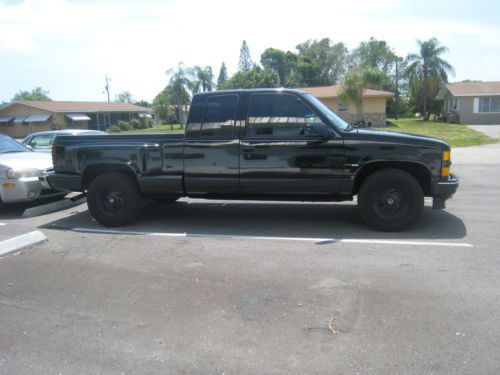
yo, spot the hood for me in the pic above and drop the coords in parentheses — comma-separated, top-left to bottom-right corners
(353, 128, 450, 149)
(0, 152, 53, 172)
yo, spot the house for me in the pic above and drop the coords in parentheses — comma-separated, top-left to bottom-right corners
(437, 81, 500, 124)
(0, 100, 152, 138)
(298, 84, 394, 126)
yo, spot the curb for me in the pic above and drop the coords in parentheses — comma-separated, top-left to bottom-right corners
(0, 231, 48, 257)
(22, 197, 87, 218)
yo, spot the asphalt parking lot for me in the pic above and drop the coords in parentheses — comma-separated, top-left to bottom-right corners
(1, 144, 499, 374)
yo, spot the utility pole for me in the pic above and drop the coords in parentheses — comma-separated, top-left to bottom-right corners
(104, 76, 111, 103)
(395, 59, 400, 120)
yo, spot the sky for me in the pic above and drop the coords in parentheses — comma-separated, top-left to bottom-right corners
(1, 0, 499, 103)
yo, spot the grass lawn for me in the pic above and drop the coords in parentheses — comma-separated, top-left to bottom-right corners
(110, 124, 185, 134)
(382, 118, 498, 147)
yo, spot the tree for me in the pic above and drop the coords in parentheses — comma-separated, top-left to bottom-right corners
(134, 100, 151, 108)
(12, 87, 51, 101)
(217, 62, 228, 89)
(238, 40, 253, 72)
(261, 48, 288, 86)
(405, 38, 454, 120)
(339, 67, 386, 122)
(115, 91, 133, 103)
(152, 88, 172, 127)
(295, 38, 348, 86)
(189, 66, 214, 94)
(351, 37, 397, 75)
(222, 66, 278, 89)
(165, 62, 192, 127)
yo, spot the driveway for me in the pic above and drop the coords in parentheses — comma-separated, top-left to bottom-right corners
(467, 124, 500, 138)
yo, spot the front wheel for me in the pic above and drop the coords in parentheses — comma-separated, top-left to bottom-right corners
(87, 172, 142, 227)
(358, 169, 424, 231)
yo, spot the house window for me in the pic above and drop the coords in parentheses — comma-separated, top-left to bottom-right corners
(338, 101, 348, 112)
(448, 97, 459, 111)
(478, 97, 500, 113)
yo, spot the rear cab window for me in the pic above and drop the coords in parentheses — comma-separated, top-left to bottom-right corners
(186, 94, 239, 139)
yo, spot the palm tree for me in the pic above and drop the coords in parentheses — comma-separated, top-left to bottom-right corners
(405, 38, 454, 120)
(189, 66, 214, 94)
(339, 67, 385, 123)
(165, 63, 192, 127)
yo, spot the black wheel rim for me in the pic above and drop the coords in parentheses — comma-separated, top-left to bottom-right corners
(372, 186, 409, 220)
(97, 188, 124, 216)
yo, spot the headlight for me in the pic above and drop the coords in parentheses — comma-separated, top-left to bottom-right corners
(6, 168, 42, 179)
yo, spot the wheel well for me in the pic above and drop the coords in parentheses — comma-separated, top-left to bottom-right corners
(353, 162, 431, 196)
(82, 164, 137, 189)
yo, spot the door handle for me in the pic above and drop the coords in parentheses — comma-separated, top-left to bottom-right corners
(243, 147, 255, 153)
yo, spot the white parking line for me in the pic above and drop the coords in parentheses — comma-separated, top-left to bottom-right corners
(71, 227, 473, 248)
(0, 231, 47, 257)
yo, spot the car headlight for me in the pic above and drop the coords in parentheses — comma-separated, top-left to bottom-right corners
(6, 168, 42, 179)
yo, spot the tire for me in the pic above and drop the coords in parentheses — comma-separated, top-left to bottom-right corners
(150, 195, 179, 204)
(87, 172, 142, 227)
(358, 169, 424, 231)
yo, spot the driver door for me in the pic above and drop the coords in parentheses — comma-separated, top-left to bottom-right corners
(239, 92, 345, 196)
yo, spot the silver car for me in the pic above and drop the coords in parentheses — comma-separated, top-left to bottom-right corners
(22, 129, 107, 153)
(0, 135, 62, 206)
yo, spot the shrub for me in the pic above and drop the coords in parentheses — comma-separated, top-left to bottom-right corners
(130, 118, 142, 130)
(108, 125, 122, 133)
(117, 120, 133, 131)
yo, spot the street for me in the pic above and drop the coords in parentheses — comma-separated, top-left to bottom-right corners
(0, 144, 499, 374)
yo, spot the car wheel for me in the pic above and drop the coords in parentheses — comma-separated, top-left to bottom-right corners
(358, 169, 424, 231)
(87, 172, 142, 227)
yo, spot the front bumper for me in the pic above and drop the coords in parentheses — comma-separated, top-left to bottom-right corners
(45, 173, 83, 192)
(431, 173, 459, 209)
(0, 177, 63, 204)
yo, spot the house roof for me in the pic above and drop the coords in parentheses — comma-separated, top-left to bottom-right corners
(298, 84, 394, 99)
(440, 81, 500, 97)
(0, 100, 152, 113)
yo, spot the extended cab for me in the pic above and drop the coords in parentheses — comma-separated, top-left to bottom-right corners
(47, 89, 459, 231)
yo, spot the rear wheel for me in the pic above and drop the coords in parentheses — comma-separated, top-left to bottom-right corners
(87, 172, 142, 227)
(358, 169, 424, 231)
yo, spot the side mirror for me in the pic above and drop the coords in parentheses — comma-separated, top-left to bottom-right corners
(303, 124, 332, 139)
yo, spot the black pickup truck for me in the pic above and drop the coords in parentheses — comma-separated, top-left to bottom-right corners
(47, 89, 458, 231)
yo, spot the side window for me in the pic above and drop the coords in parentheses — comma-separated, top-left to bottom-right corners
(29, 134, 55, 150)
(246, 94, 323, 137)
(200, 95, 238, 138)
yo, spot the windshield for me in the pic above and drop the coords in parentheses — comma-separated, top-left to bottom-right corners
(0, 136, 31, 154)
(303, 93, 352, 131)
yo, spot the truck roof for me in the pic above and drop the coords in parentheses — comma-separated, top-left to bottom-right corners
(193, 88, 307, 97)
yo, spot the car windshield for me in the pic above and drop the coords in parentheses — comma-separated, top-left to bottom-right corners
(0, 136, 31, 153)
(303, 93, 352, 131)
